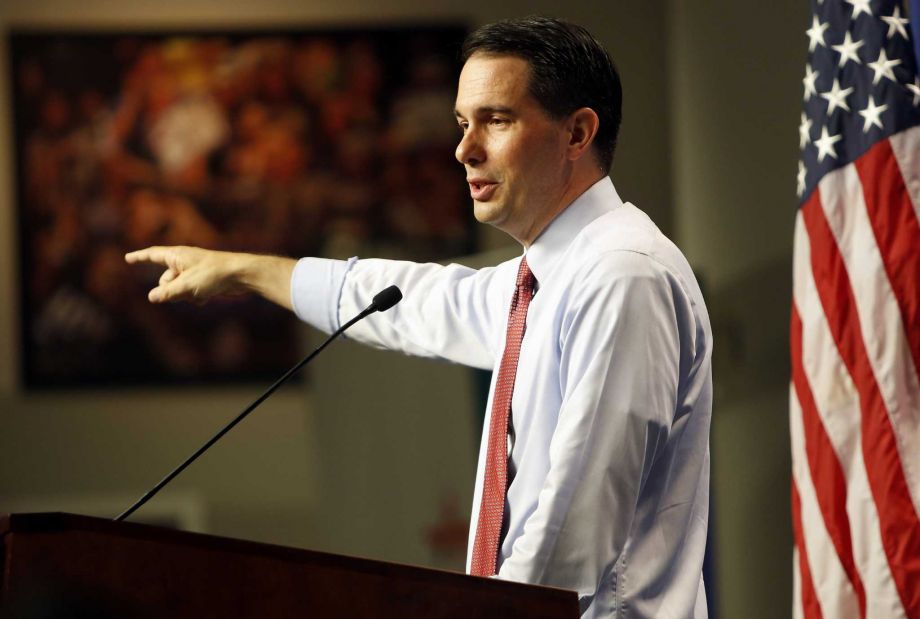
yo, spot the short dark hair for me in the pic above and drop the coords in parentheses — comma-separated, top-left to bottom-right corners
(461, 16, 623, 173)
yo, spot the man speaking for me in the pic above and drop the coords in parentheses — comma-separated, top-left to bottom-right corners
(127, 17, 712, 618)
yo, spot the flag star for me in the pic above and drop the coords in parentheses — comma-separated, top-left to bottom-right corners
(907, 77, 920, 106)
(805, 16, 830, 52)
(881, 6, 910, 40)
(832, 32, 864, 68)
(867, 48, 901, 85)
(799, 112, 814, 148)
(858, 95, 888, 132)
(845, 0, 872, 18)
(803, 65, 819, 101)
(797, 161, 807, 197)
(814, 126, 843, 162)
(821, 78, 854, 115)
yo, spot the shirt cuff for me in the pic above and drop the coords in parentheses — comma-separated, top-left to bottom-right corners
(290, 257, 354, 334)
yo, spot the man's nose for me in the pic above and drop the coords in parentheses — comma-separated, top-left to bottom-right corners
(455, 129, 485, 166)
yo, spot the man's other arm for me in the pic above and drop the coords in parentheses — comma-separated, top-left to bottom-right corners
(126, 245, 506, 370)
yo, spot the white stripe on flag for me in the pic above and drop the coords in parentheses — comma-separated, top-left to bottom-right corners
(792, 545, 804, 619)
(889, 127, 920, 220)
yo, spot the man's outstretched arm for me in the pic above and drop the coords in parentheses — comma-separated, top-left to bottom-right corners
(125, 246, 296, 310)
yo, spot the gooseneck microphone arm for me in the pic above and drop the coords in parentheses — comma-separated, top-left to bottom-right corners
(115, 285, 403, 522)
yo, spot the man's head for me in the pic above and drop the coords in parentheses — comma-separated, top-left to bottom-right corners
(461, 17, 622, 174)
(454, 17, 622, 246)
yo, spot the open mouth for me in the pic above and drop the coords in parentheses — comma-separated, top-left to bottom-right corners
(468, 180, 498, 201)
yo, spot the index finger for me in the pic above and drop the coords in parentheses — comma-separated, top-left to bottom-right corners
(125, 246, 174, 266)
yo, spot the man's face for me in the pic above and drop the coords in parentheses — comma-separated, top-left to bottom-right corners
(454, 53, 571, 245)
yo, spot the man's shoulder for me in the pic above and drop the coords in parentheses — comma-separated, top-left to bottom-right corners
(567, 203, 704, 303)
(577, 203, 673, 268)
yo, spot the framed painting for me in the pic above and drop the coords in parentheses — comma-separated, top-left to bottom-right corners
(9, 25, 472, 387)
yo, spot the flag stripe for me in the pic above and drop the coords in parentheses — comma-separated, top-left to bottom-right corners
(822, 152, 920, 517)
(793, 546, 804, 619)
(790, 302, 866, 617)
(790, 375, 861, 619)
(794, 208, 907, 618)
(888, 128, 920, 222)
(792, 478, 826, 619)
(855, 137, 920, 386)
(800, 192, 920, 616)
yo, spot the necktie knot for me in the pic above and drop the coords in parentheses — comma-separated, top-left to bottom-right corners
(516, 258, 536, 294)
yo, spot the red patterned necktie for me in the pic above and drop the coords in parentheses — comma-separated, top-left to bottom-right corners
(470, 257, 536, 576)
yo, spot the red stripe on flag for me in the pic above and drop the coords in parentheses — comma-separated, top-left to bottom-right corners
(801, 190, 920, 615)
(790, 303, 866, 617)
(854, 138, 920, 383)
(792, 478, 824, 619)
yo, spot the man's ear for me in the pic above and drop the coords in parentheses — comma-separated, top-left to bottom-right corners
(566, 107, 600, 162)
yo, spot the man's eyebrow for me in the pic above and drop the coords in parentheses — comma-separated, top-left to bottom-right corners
(454, 106, 515, 118)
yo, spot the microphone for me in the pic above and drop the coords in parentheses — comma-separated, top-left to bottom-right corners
(372, 285, 402, 313)
(115, 285, 403, 522)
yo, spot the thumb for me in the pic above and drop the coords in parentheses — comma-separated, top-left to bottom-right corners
(148, 275, 190, 303)
(148, 285, 169, 303)
(159, 268, 179, 286)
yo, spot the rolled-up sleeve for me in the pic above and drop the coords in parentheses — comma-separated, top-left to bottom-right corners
(291, 255, 513, 370)
(290, 256, 354, 334)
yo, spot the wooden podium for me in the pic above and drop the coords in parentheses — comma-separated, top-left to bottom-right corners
(0, 513, 577, 617)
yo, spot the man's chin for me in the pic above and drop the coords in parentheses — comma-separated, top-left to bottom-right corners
(473, 201, 503, 225)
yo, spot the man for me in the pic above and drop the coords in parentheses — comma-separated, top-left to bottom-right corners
(126, 17, 712, 618)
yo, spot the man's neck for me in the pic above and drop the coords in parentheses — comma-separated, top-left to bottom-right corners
(517, 169, 606, 248)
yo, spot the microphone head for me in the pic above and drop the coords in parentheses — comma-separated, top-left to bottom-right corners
(372, 285, 402, 312)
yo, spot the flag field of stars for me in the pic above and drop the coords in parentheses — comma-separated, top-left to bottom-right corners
(798, 0, 920, 202)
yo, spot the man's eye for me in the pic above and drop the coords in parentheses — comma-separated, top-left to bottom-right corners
(490, 117, 508, 126)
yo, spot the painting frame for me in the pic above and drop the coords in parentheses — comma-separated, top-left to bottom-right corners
(9, 24, 473, 389)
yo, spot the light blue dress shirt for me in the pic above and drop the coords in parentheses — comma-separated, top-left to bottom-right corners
(291, 177, 712, 618)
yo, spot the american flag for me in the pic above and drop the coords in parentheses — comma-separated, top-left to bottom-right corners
(791, 1, 920, 617)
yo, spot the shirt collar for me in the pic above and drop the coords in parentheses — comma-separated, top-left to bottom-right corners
(524, 176, 623, 285)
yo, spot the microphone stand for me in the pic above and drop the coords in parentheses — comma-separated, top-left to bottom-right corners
(116, 286, 402, 522)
